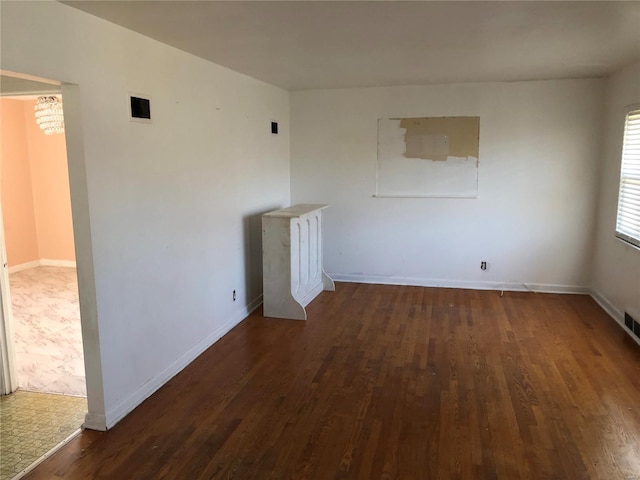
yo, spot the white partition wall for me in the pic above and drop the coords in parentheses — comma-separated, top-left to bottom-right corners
(262, 205, 335, 320)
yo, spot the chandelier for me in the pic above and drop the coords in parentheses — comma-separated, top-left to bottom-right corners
(34, 96, 65, 135)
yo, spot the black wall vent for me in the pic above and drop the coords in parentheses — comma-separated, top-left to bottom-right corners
(131, 96, 150, 119)
(129, 93, 151, 122)
(625, 312, 634, 331)
(625, 312, 640, 339)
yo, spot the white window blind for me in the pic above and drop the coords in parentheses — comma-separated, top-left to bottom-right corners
(616, 109, 640, 249)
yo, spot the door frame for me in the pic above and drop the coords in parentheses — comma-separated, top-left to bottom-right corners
(0, 72, 107, 432)
(0, 199, 18, 395)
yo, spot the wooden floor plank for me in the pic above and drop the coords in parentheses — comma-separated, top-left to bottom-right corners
(21, 284, 640, 479)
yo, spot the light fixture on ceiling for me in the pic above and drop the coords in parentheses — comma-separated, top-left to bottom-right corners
(34, 96, 64, 135)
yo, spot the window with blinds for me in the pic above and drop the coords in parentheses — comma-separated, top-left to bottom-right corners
(616, 108, 640, 249)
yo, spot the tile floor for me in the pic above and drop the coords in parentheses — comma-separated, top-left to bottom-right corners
(0, 391, 86, 480)
(9, 267, 86, 396)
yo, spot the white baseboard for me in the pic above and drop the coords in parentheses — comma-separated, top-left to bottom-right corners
(83, 412, 107, 432)
(102, 294, 263, 430)
(8, 259, 76, 273)
(8, 261, 40, 274)
(40, 259, 76, 268)
(329, 273, 590, 295)
(332, 274, 638, 347)
(83, 282, 638, 431)
(589, 288, 640, 347)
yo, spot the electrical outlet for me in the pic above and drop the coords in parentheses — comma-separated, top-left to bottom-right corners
(481, 261, 487, 271)
(233, 290, 236, 302)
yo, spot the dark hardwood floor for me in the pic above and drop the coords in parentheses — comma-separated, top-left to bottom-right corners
(24, 283, 640, 479)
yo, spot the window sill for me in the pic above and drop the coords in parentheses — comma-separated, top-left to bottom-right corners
(615, 234, 640, 252)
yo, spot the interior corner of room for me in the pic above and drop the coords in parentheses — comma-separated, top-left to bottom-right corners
(0, 2, 638, 476)
(1, 94, 75, 273)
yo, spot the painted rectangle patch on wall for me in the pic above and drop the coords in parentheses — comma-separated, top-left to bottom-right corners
(376, 116, 480, 197)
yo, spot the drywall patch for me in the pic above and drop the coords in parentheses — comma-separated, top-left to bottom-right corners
(398, 117, 479, 161)
(376, 116, 480, 197)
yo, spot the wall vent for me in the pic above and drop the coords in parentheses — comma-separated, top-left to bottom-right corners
(129, 92, 151, 123)
(625, 312, 634, 330)
(625, 312, 640, 339)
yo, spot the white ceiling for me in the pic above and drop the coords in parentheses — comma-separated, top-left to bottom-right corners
(62, 1, 640, 91)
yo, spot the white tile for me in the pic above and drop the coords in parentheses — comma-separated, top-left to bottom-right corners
(9, 267, 85, 397)
(43, 375, 87, 397)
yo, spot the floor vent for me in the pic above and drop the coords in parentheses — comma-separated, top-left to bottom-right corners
(625, 312, 640, 339)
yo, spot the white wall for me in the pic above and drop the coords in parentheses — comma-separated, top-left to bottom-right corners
(591, 62, 640, 334)
(291, 80, 603, 291)
(1, 1, 290, 429)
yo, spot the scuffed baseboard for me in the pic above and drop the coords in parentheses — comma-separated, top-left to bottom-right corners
(83, 413, 107, 432)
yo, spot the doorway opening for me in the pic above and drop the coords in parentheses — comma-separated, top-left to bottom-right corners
(0, 72, 87, 479)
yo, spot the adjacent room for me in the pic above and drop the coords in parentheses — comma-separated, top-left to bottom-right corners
(0, 1, 638, 479)
(1, 93, 84, 397)
(0, 89, 87, 480)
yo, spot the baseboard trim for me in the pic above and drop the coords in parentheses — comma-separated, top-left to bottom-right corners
(40, 259, 76, 268)
(589, 289, 640, 347)
(87, 284, 638, 431)
(7, 261, 40, 274)
(84, 412, 107, 431)
(8, 259, 76, 273)
(102, 295, 263, 430)
(329, 273, 590, 295)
